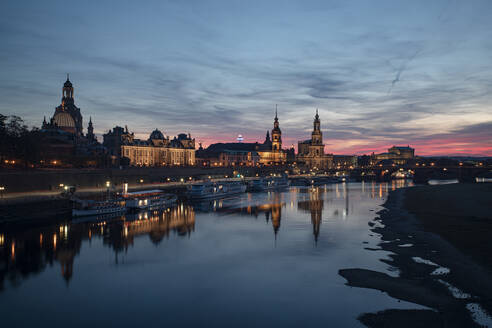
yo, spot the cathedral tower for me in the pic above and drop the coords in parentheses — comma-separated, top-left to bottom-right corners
(311, 109, 322, 145)
(271, 105, 282, 151)
(87, 116, 96, 142)
(49, 75, 83, 136)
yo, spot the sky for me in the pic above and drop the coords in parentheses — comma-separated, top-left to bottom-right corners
(1, 0, 491, 156)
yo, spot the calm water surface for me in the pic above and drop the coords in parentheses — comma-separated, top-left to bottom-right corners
(0, 181, 419, 327)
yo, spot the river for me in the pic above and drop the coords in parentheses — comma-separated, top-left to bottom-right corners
(0, 181, 422, 327)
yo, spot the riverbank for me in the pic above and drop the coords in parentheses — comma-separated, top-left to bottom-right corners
(339, 182, 492, 327)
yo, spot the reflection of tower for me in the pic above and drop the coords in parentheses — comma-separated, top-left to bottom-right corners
(271, 203, 282, 237)
(57, 249, 75, 283)
(298, 190, 324, 244)
(345, 183, 349, 216)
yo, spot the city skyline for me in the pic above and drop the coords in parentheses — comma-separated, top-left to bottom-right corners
(1, 1, 491, 156)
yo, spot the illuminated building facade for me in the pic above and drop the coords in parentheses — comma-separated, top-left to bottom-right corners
(333, 155, 358, 169)
(296, 110, 333, 169)
(196, 111, 288, 166)
(119, 129, 195, 166)
(375, 146, 415, 165)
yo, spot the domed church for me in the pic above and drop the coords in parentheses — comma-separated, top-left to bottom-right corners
(43, 75, 84, 136)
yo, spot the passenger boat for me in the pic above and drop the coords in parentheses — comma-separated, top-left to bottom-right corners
(124, 189, 177, 210)
(249, 176, 290, 191)
(188, 181, 246, 200)
(72, 198, 126, 217)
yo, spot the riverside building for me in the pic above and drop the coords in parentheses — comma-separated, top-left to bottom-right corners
(196, 110, 290, 166)
(104, 127, 196, 166)
(296, 110, 333, 169)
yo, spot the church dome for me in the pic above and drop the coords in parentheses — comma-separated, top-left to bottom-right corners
(53, 112, 75, 128)
(149, 129, 164, 140)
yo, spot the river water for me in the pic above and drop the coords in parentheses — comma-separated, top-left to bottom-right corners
(0, 181, 420, 327)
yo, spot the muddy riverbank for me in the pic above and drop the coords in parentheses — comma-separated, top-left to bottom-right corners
(339, 183, 492, 327)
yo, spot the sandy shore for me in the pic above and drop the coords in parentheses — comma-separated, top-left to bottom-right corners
(339, 182, 492, 327)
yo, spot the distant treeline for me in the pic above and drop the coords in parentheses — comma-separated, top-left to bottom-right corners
(0, 114, 42, 168)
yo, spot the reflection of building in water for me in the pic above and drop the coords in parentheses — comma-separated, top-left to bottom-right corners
(215, 193, 284, 237)
(298, 188, 324, 243)
(0, 205, 195, 289)
(122, 205, 195, 246)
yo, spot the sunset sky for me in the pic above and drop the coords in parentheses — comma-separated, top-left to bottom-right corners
(1, 0, 491, 156)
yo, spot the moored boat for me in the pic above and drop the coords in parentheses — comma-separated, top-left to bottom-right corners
(124, 189, 177, 210)
(72, 198, 126, 217)
(249, 176, 290, 191)
(188, 181, 246, 200)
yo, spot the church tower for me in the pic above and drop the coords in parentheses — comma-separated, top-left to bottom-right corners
(49, 75, 83, 136)
(311, 109, 322, 145)
(271, 105, 282, 151)
(87, 116, 96, 142)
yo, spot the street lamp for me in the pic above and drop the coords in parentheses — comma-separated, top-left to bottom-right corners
(0, 186, 5, 199)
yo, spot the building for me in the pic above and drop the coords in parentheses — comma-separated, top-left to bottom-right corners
(102, 125, 135, 159)
(113, 128, 195, 166)
(375, 146, 415, 165)
(333, 155, 358, 169)
(196, 110, 289, 166)
(43, 75, 83, 136)
(40, 76, 104, 166)
(296, 110, 333, 169)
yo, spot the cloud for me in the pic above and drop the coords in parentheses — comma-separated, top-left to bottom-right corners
(0, 0, 491, 156)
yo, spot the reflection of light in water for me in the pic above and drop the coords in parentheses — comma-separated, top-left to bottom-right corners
(379, 184, 383, 198)
(40, 233, 43, 246)
(362, 181, 365, 193)
(124, 226, 128, 237)
(53, 234, 57, 250)
(11, 241, 15, 260)
(0, 233, 4, 246)
(335, 184, 340, 198)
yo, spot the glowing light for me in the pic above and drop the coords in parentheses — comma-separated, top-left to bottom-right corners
(0, 234, 4, 246)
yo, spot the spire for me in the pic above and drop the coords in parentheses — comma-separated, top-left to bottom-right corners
(275, 104, 278, 121)
(89, 116, 92, 124)
(43, 116, 47, 124)
(67, 73, 70, 81)
(315, 108, 319, 120)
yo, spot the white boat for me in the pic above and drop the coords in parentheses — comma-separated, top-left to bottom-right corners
(124, 189, 177, 210)
(249, 176, 290, 191)
(72, 199, 126, 217)
(188, 181, 246, 200)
